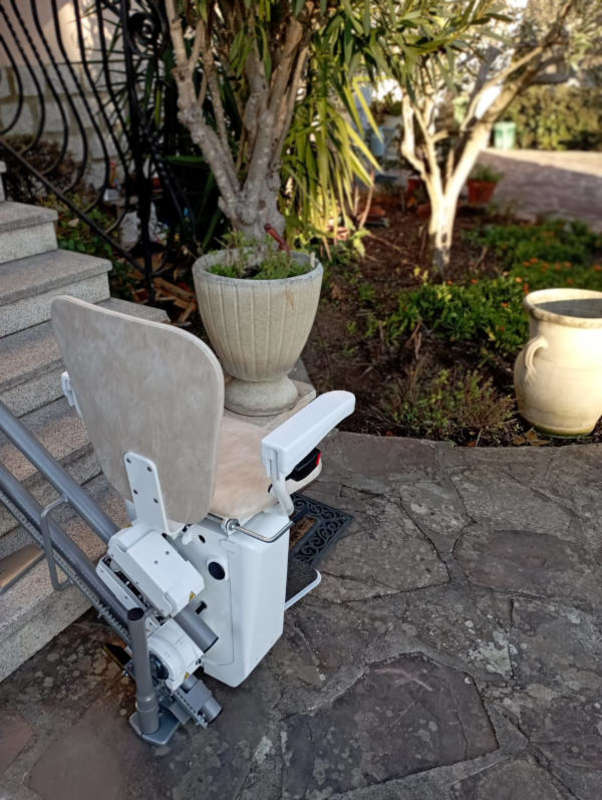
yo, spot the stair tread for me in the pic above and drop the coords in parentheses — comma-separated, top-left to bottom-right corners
(0, 249, 111, 306)
(0, 323, 62, 393)
(0, 397, 91, 484)
(0, 201, 57, 235)
(0, 298, 169, 393)
(0, 474, 128, 646)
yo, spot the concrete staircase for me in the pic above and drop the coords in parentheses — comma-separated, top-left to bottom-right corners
(0, 162, 168, 680)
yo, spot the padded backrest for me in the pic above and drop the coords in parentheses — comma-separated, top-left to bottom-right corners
(51, 296, 224, 524)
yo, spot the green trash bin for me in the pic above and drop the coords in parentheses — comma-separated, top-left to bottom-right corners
(493, 121, 516, 150)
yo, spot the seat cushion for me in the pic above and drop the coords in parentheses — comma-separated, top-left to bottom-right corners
(211, 414, 271, 521)
(210, 383, 317, 522)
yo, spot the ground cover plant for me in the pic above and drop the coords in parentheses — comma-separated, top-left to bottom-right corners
(389, 219, 601, 358)
(302, 211, 602, 446)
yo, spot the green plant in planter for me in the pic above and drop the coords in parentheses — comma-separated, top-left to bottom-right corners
(208, 233, 313, 280)
(469, 164, 503, 184)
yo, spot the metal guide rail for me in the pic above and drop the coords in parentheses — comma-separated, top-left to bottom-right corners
(0, 399, 218, 739)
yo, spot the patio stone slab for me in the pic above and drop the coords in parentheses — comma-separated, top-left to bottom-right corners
(317, 490, 448, 598)
(479, 149, 602, 232)
(456, 526, 602, 606)
(1, 430, 601, 799)
(451, 756, 568, 800)
(282, 653, 497, 799)
(27, 688, 165, 800)
(449, 465, 575, 540)
(509, 598, 602, 693)
(0, 713, 33, 775)
(357, 585, 514, 680)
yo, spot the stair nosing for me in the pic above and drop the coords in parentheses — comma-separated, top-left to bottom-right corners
(0, 201, 58, 235)
(0, 397, 93, 485)
(0, 249, 112, 307)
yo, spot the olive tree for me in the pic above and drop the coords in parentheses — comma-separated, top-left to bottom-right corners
(384, 0, 599, 273)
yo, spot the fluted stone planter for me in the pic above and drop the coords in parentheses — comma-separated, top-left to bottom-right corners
(193, 249, 322, 416)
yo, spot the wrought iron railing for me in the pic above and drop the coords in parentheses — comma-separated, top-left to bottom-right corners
(0, 0, 202, 301)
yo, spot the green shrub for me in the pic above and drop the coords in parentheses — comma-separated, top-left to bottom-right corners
(380, 365, 515, 442)
(506, 86, 602, 151)
(388, 277, 527, 357)
(387, 220, 602, 358)
(465, 219, 600, 274)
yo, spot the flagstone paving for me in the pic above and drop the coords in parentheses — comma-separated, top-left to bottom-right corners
(0, 431, 601, 799)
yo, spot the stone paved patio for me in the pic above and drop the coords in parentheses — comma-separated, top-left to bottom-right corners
(1, 431, 601, 799)
(479, 149, 602, 232)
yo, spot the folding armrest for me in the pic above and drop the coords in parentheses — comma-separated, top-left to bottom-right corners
(261, 390, 355, 514)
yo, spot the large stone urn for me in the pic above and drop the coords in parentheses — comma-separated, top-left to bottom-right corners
(514, 288, 602, 435)
(193, 250, 322, 416)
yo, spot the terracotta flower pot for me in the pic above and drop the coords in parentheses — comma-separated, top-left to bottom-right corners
(372, 193, 402, 211)
(406, 176, 423, 195)
(467, 179, 497, 205)
(193, 249, 322, 417)
(514, 288, 602, 435)
(405, 176, 424, 202)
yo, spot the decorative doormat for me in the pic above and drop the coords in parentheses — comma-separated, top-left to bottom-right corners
(289, 494, 354, 567)
(285, 494, 353, 603)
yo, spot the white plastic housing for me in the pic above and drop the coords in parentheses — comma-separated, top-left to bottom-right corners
(148, 619, 203, 691)
(107, 523, 205, 617)
(175, 509, 290, 687)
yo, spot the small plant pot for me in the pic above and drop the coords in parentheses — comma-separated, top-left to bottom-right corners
(514, 288, 602, 435)
(405, 176, 424, 201)
(193, 249, 322, 417)
(467, 179, 497, 205)
(372, 192, 402, 212)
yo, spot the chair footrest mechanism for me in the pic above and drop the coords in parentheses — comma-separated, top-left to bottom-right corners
(285, 559, 321, 609)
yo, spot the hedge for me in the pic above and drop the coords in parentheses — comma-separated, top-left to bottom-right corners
(505, 85, 602, 151)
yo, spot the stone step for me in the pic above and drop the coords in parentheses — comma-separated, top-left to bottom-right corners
(0, 297, 169, 418)
(0, 202, 58, 264)
(0, 398, 100, 539)
(0, 474, 129, 682)
(0, 249, 111, 336)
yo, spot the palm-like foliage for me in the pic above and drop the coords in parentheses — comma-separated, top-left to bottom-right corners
(166, 0, 485, 243)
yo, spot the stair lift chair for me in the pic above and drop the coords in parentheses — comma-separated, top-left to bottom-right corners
(51, 296, 354, 740)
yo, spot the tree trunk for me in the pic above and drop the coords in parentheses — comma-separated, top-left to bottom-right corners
(426, 188, 460, 275)
(234, 174, 286, 240)
(426, 121, 491, 274)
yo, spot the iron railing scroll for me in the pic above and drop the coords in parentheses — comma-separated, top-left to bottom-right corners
(0, 0, 194, 300)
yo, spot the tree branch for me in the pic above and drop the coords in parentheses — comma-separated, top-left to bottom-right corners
(461, 0, 576, 133)
(400, 95, 427, 178)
